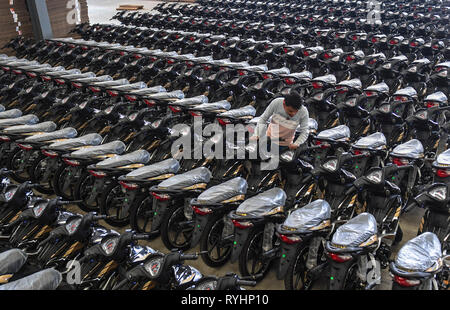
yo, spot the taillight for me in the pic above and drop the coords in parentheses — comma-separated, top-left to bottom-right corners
(436, 169, 450, 178)
(63, 158, 80, 167)
(125, 95, 137, 102)
(17, 143, 33, 151)
(167, 59, 175, 65)
(425, 101, 439, 108)
(393, 275, 421, 287)
(365, 91, 375, 97)
(0, 136, 11, 142)
(284, 78, 296, 85)
(392, 157, 409, 166)
(389, 39, 399, 45)
(410, 41, 419, 47)
(346, 55, 355, 62)
(55, 79, 65, 85)
(119, 181, 139, 190)
(42, 150, 58, 158)
(394, 96, 408, 102)
(303, 50, 310, 57)
(279, 234, 302, 244)
(315, 140, 330, 149)
(72, 82, 82, 89)
(217, 118, 231, 126)
(89, 86, 101, 93)
(192, 206, 213, 216)
(312, 82, 323, 89)
(151, 192, 170, 201)
(232, 220, 253, 229)
(107, 90, 119, 97)
(169, 105, 182, 113)
(144, 99, 155, 107)
(262, 74, 272, 80)
(88, 170, 107, 178)
(327, 252, 353, 263)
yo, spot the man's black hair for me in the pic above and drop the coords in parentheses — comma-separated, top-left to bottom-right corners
(284, 91, 303, 110)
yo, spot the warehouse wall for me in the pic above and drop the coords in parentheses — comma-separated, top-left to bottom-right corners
(0, 0, 89, 50)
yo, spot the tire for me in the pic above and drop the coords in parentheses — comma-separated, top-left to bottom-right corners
(129, 195, 159, 239)
(238, 229, 273, 280)
(160, 204, 193, 251)
(74, 172, 99, 212)
(7, 147, 30, 183)
(199, 214, 233, 267)
(53, 164, 74, 200)
(284, 245, 309, 290)
(29, 153, 54, 195)
(99, 182, 129, 227)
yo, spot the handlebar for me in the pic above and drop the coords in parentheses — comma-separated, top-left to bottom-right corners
(56, 200, 82, 206)
(181, 253, 199, 261)
(132, 233, 151, 240)
(236, 279, 257, 287)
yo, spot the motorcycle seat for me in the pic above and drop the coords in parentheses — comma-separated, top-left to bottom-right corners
(125, 158, 180, 180)
(434, 61, 450, 69)
(45, 69, 81, 77)
(393, 86, 418, 99)
(69, 141, 126, 159)
(170, 53, 196, 61)
(331, 212, 378, 248)
(217, 105, 256, 119)
(364, 82, 389, 94)
(266, 67, 290, 75)
(73, 75, 113, 84)
(18, 64, 51, 71)
(394, 232, 442, 273)
(433, 149, 450, 168)
(0, 268, 62, 290)
(3, 121, 57, 135)
(352, 132, 387, 150)
(196, 177, 248, 204)
(282, 71, 313, 81)
(190, 56, 214, 63)
(235, 187, 287, 217)
(316, 125, 351, 141)
(391, 139, 424, 159)
(46, 133, 102, 151)
(168, 95, 208, 107)
(281, 199, 331, 233)
(107, 82, 147, 92)
(336, 78, 362, 90)
(0, 109, 22, 120)
(312, 74, 337, 85)
(143, 90, 184, 100)
(0, 115, 39, 128)
(129, 86, 167, 96)
(157, 167, 212, 190)
(58, 72, 96, 81)
(424, 91, 447, 104)
(94, 150, 151, 169)
(307, 118, 318, 133)
(24, 127, 78, 143)
(91, 78, 129, 88)
(188, 100, 231, 113)
(0, 249, 27, 275)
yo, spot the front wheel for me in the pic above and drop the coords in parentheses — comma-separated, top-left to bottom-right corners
(199, 214, 233, 267)
(7, 147, 30, 183)
(74, 172, 100, 212)
(29, 153, 54, 195)
(129, 194, 159, 239)
(53, 165, 74, 200)
(99, 182, 129, 227)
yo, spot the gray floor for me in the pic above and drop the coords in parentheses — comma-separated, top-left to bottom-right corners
(75, 0, 429, 290)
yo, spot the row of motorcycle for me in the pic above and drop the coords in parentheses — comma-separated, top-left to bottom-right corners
(0, 0, 447, 290)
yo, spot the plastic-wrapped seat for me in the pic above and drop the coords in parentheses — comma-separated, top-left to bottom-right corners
(0, 109, 22, 120)
(280, 200, 331, 233)
(336, 78, 362, 90)
(46, 133, 102, 151)
(124, 158, 180, 180)
(0, 268, 62, 290)
(143, 90, 185, 100)
(0, 249, 27, 275)
(0, 115, 39, 128)
(217, 106, 256, 120)
(312, 74, 337, 85)
(316, 125, 351, 141)
(364, 82, 390, 94)
(235, 188, 287, 217)
(69, 141, 126, 159)
(157, 167, 212, 190)
(94, 150, 151, 169)
(432, 149, 450, 169)
(188, 100, 231, 113)
(24, 128, 78, 143)
(330, 213, 378, 247)
(424, 91, 447, 105)
(351, 132, 387, 150)
(393, 87, 418, 100)
(390, 139, 424, 159)
(394, 232, 442, 272)
(129, 86, 167, 96)
(195, 177, 248, 204)
(169, 95, 209, 108)
(3, 121, 57, 135)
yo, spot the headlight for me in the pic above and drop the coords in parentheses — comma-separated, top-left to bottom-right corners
(379, 104, 391, 113)
(101, 237, 119, 255)
(144, 256, 164, 278)
(104, 105, 114, 114)
(65, 218, 82, 235)
(313, 92, 324, 101)
(322, 158, 338, 172)
(151, 119, 162, 129)
(128, 112, 138, 121)
(428, 186, 447, 201)
(345, 98, 357, 107)
(4, 187, 17, 201)
(382, 63, 391, 69)
(366, 170, 383, 184)
(195, 280, 217, 290)
(408, 66, 417, 73)
(415, 110, 427, 120)
(280, 151, 294, 162)
(33, 202, 48, 217)
(79, 101, 88, 109)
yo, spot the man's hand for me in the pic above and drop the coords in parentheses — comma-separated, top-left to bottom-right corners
(250, 136, 259, 141)
(288, 143, 299, 150)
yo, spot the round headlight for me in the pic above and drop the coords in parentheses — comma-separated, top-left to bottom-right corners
(428, 186, 447, 201)
(366, 170, 383, 184)
(322, 158, 338, 172)
(280, 151, 294, 162)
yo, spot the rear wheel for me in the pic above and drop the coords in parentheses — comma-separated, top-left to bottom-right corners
(129, 195, 159, 239)
(29, 154, 54, 195)
(238, 229, 273, 280)
(74, 172, 99, 212)
(200, 214, 233, 267)
(53, 165, 74, 200)
(99, 182, 129, 227)
(160, 204, 193, 251)
(7, 147, 30, 183)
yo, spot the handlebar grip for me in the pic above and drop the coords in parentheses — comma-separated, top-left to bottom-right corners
(181, 254, 198, 261)
(403, 201, 418, 213)
(92, 214, 108, 221)
(133, 233, 150, 240)
(236, 280, 257, 287)
(57, 200, 82, 205)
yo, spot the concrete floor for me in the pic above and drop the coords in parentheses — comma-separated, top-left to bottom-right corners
(70, 0, 429, 290)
